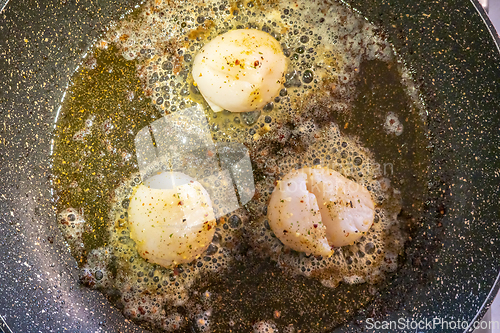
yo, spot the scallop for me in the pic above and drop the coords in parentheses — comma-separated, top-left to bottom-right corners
(267, 169, 333, 257)
(128, 172, 216, 267)
(192, 29, 287, 113)
(268, 167, 375, 256)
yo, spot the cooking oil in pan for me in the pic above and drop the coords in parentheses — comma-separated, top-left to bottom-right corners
(51, 0, 429, 331)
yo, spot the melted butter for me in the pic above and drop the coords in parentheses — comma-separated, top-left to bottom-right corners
(51, 0, 429, 331)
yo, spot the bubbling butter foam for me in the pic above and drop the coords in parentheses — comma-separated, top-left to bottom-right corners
(79, 173, 248, 330)
(245, 122, 404, 288)
(106, 0, 394, 124)
(71, 0, 412, 330)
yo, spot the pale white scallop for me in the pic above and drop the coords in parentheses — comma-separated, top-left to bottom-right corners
(128, 172, 216, 267)
(308, 168, 375, 247)
(268, 167, 375, 256)
(267, 169, 332, 257)
(192, 29, 287, 113)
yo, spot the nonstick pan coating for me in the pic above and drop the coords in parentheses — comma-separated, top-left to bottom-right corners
(0, 0, 499, 332)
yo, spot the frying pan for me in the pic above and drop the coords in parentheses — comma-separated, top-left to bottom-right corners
(0, 0, 499, 331)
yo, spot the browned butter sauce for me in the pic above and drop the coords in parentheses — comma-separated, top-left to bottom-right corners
(51, 0, 429, 331)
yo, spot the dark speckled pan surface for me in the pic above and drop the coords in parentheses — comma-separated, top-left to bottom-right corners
(0, 0, 499, 332)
